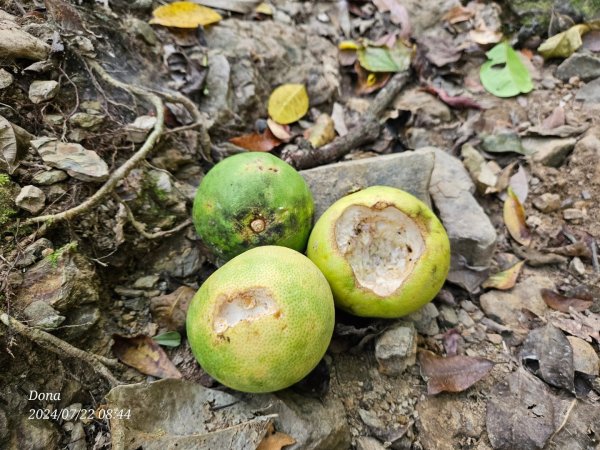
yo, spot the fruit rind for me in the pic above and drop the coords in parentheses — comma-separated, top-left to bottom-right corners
(192, 152, 314, 262)
(186, 246, 335, 393)
(307, 186, 450, 318)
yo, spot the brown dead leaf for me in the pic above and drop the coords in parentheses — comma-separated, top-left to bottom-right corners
(112, 335, 182, 379)
(442, 5, 474, 24)
(355, 61, 391, 94)
(542, 106, 566, 130)
(418, 350, 494, 395)
(306, 114, 336, 148)
(541, 289, 592, 313)
(482, 260, 525, 290)
(150, 286, 196, 333)
(504, 186, 531, 246)
(372, 0, 411, 38)
(257, 423, 296, 450)
(550, 310, 600, 343)
(469, 29, 503, 45)
(229, 129, 282, 152)
(421, 85, 483, 110)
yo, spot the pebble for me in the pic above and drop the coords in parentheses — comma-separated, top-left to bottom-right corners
(487, 333, 503, 345)
(563, 208, 584, 221)
(569, 257, 586, 275)
(133, 275, 160, 289)
(533, 193, 561, 213)
(32, 169, 68, 186)
(15, 185, 46, 214)
(406, 303, 440, 336)
(374, 322, 417, 376)
(457, 309, 476, 328)
(438, 305, 459, 327)
(28, 80, 59, 103)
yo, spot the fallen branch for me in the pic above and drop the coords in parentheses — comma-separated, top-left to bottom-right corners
(23, 59, 165, 227)
(0, 310, 123, 387)
(281, 71, 410, 170)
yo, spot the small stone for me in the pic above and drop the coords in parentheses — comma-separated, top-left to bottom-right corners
(438, 305, 459, 327)
(15, 238, 54, 268)
(125, 115, 157, 143)
(125, 17, 157, 45)
(375, 321, 417, 376)
(533, 193, 561, 213)
(522, 137, 576, 167)
(133, 275, 160, 289)
(68, 112, 104, 129)
(563, 208, 584, 221)
(356, 436, 386, 450)
(32, 138, 109, 182)
(15, 185, 46, 214)
(68, 421, 86, 450)
(32, 169, 68, 185)
(406, 303, 439, 336)
(457, 309, 475, 328)
(358, 409, 386, 431)
(569, 257, 586, 275)
(487, 333, 503, 345)
(555, 52, 600, 82)
(46, 184, 67, 202)
(567, 336, 599, 376)
(581, 190, 591, 200)
(28, 80, 59, 103)
(23, 301, 65, 329)
(0, 68, 14, 89)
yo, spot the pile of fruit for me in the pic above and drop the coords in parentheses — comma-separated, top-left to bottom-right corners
(187, 152, 450, 393)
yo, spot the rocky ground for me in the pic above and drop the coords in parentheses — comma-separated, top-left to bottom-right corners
(1, 0, 600, 449)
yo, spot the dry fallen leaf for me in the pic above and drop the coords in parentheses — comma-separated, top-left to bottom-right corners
(150, 286, 196, 333)
(540, 289, 592, 313)
(504, 186, 531, 246)
(442, 5, 474, 24)
(306, 114, 336, 148)
(542, 106, 566, 130)
(469, 29, 503, 45)
(372, 0, 411, 38)
(112, 335, 182, 379)
(418, 350, 494, 395)
(538, 24, 590, 59)
(267, 84, 309, 125)
(0, 115, 18, 173)
(257, 423, 296, 450)
(482, 260, 525, 290)
(149, 1, 222, 28)
(355, 62, 391, 94)
(229, 128, 282, 152)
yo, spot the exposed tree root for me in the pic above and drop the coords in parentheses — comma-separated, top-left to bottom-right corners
(0, 310, 123, 387)
(282, 72, 410, 170)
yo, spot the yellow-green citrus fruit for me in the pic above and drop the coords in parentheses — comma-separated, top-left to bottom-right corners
(192, 152, 314, 262)
(307, 186, 450, 318)
(186, 246, 335, 393)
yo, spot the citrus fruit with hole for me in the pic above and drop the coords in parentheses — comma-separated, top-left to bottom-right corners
(192, 152, 314, 262)
(307, 186, 450, 318)
(186, 246, 335, 393)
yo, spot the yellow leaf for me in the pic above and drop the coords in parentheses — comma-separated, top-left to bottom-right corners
(503, 187, 531, 246)
(268, 84, 309, 125)
(149, 1, 222, 29)
(538, 24, 590, 59)
(306, 114, 335, 148)
(255, 2, 273, 15)
(482, 260, 525, 290)
(339, 40, 360, 50)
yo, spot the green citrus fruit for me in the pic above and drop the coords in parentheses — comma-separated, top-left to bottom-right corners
(186, 246, 335, 393)
(192, 152, 314, 262)
(306, 186, 450, 318)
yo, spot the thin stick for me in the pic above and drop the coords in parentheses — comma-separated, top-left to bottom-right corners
(0, 311, 123, 386)
(282, 72, 410, 170)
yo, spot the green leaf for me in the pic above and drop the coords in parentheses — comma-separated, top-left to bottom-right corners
(357, 42, 411, 73)
(480, 42, 533, 98)
(538, 24, 590, 59)
(152, 331, 181, 347)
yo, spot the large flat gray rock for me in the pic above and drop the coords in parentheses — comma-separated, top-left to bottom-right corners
(300, 152, 435, 219)
(106, 378, 350, 450)
(416, 147, 497, 270)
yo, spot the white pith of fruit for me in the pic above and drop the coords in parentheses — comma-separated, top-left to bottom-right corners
(213, 288, 280, 334)
(334, 205, 426, 296)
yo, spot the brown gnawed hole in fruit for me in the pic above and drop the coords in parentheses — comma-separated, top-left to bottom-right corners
(213, 288, 280, 334)
(334, 205, 425, 296)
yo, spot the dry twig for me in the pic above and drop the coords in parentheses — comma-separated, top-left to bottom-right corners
(0, 310, 123, 387)
(281, 72, 410, 170)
